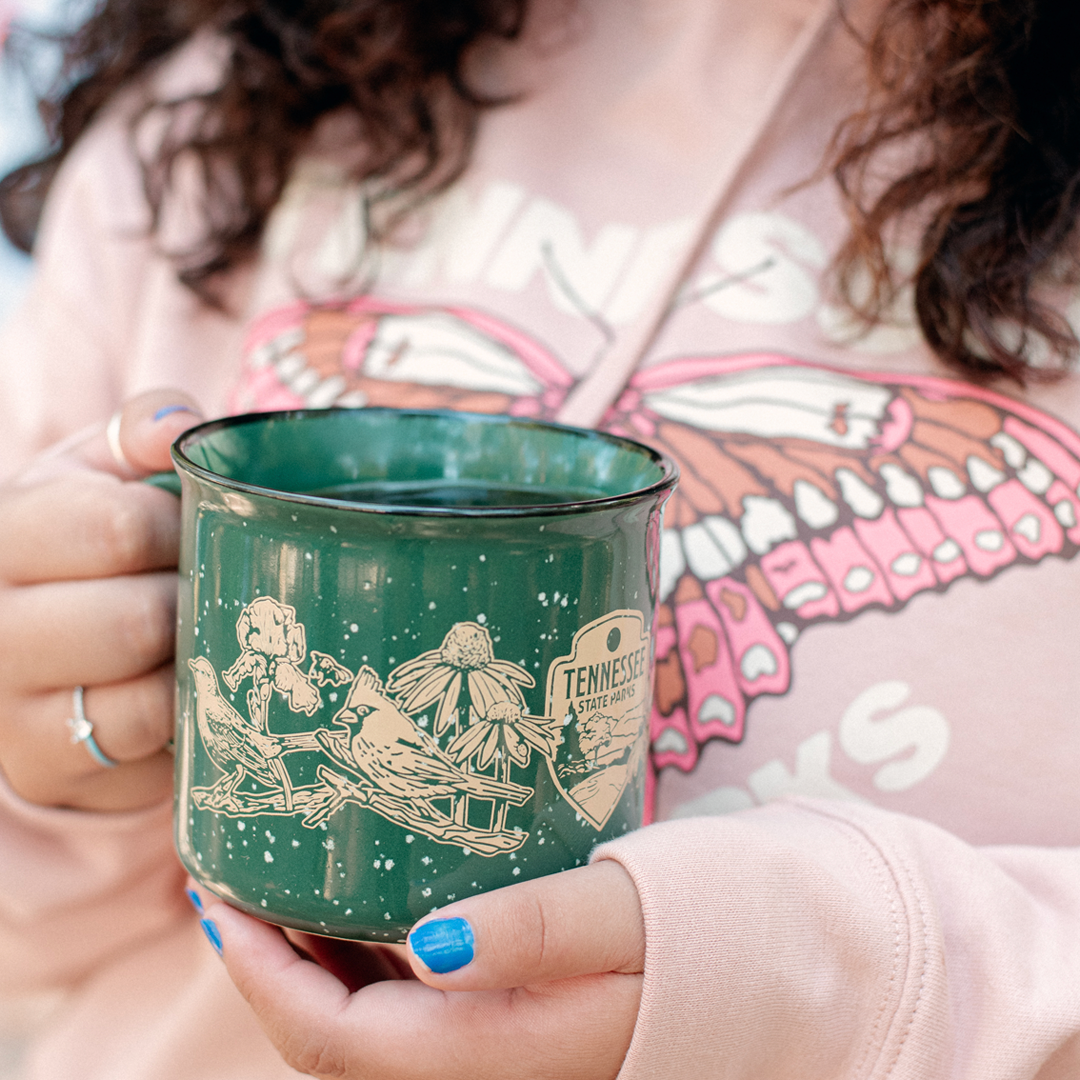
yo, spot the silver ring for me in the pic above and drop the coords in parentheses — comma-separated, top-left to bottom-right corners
(67, 686, 119, 768)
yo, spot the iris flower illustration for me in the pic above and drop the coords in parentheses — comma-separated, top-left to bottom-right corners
(386, 622, 534, 736)
(223, 597, 322, 728)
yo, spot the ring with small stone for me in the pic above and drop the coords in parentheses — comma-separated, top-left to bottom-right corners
(67, 686, 119, 768)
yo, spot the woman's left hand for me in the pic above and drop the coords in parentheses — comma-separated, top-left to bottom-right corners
(193, 860, 643, 1080)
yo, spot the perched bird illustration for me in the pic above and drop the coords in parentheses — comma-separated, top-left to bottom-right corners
(313, 666, 533, 811)
(189, 657, 317, 811)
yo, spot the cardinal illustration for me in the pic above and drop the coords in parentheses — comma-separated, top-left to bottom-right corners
(313, 665, 534, 811)
(233, 299, 1080, 786)
(189, 657, 318, 811)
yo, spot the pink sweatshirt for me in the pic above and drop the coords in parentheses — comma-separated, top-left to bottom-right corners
(3, 0, 1080, 1075)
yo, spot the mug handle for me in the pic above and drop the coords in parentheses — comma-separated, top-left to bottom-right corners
(144, 469, 181, 758)
(144, 471, 182, 497)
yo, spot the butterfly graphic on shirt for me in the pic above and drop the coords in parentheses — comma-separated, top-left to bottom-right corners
(229, 297, 571, 417)
(234, 298, 1080, 786)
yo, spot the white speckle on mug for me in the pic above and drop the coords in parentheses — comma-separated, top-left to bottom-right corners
(264, 851, 274, 863)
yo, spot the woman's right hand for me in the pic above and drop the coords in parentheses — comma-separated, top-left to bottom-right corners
(0, 390, 203, 811)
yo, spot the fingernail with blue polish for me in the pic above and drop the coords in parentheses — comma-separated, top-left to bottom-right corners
(199, 917, 223, 957)
(153, 405, 193, 422)
(408, 917, 474, 974)
(185, 887, 204, 913)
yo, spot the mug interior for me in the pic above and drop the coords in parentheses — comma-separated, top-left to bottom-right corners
(173, 408, 675, 513)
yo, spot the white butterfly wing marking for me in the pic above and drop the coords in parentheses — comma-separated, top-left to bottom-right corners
(363, 313, 544, 396)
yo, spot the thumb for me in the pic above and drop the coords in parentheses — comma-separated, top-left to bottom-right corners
(405, 860, 644, 990)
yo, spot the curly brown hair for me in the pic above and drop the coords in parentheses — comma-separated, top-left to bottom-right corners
(0, 0, 526, 296)
(2, 0, 1078, 383)
(829, 0, 1080, 383)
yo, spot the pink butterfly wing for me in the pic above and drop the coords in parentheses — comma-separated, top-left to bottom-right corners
(602, 353, 1080, 774)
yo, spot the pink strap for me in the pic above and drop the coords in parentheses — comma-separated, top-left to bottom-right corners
(554, 0, 838, 429)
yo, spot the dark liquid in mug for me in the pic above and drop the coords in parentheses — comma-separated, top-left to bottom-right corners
(305, 479, 607, 508)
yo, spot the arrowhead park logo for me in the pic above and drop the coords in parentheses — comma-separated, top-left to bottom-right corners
(544, 611, 652, 830)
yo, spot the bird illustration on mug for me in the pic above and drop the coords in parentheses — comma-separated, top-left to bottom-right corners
(186, 601, 557, 854)
(188, 657, 319, 813)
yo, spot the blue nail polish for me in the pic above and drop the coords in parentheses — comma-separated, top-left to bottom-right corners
(199, 917, 223, 957)
(408, 917, 474, 974)
(185, 887, 204, 913)
(153, 405, 193, 422)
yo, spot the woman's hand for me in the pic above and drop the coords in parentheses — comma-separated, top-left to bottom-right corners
(197, 859, 644, 1080)
(0, 390, 202, 811)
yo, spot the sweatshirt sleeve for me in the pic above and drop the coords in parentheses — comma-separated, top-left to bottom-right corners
(592, 798, 1080, 1079)
(0, 769, 188, 996)
(0, 31, 240, 480)
(0, 99, 156, 478)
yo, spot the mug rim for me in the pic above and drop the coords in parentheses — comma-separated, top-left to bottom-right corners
(171, 407, 679, 518)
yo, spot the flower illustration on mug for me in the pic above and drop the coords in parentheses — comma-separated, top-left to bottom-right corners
(448, 701, 562, 830)
(386, 622, 535, 737)
(449, 701, 561, 773)
(223, 596, 322, 728)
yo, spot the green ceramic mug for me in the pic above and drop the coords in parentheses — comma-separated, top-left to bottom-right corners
(171, 408, 677, 941)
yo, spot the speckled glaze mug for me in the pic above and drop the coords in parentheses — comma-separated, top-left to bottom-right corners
(171, 408, 677, 941)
